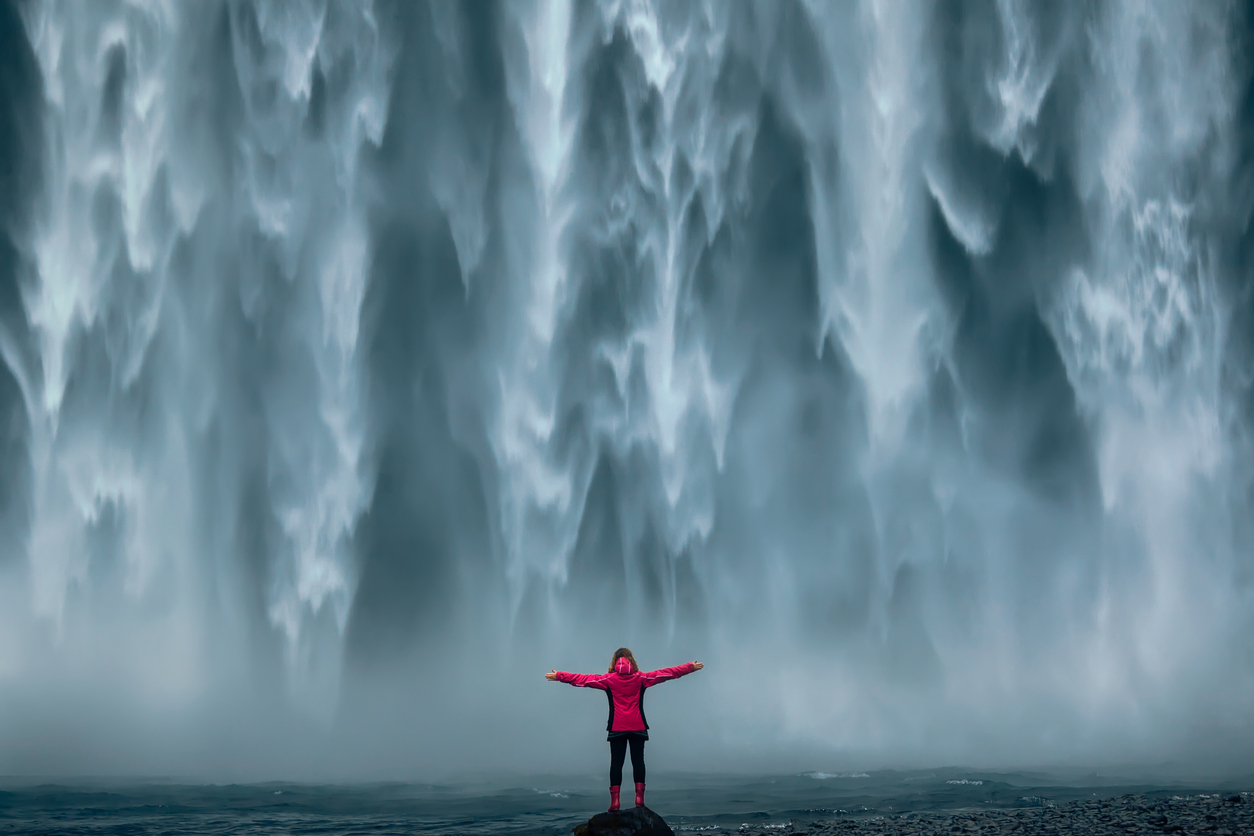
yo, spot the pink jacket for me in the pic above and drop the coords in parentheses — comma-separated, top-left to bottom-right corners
(555, 658, 697, 734)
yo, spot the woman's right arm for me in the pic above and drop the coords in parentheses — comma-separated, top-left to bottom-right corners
(641, 661, 703, 687)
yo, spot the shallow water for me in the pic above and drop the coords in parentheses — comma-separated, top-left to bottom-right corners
(2, 769, 1249, 835)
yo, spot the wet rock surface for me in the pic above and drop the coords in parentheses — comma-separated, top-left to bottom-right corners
(573, 805, 675, 836)
(727, 792, 1253, 835)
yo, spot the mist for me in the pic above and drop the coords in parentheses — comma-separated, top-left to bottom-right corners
(1, 0, 1253, 782)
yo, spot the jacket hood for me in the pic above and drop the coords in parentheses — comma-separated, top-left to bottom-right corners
(614, 656, 635, 675)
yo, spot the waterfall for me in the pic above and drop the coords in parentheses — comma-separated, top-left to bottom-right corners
(0, 0, 1251, 777)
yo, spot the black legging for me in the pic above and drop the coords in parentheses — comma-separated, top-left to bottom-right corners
(609, 735, 646, 786)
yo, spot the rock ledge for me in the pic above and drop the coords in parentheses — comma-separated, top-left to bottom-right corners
(572, 805, 674, 836)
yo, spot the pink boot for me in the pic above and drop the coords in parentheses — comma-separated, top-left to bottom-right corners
(608, 786, 620, 812)
(635, 782, 645, 808)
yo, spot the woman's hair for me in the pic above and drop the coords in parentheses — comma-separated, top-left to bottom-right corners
(608, 647, 638, 673)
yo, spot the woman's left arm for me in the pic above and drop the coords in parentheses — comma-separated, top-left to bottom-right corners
(549, 670, 610, 689)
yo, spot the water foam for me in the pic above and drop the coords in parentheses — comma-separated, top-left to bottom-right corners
(1, 0, 1251, 776)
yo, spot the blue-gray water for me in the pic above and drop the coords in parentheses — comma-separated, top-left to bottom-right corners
(3, 770, 1251, 835)
(1, 0, 1254, 783)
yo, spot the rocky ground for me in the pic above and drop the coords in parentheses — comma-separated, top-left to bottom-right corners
(721, 792, 1253, 835)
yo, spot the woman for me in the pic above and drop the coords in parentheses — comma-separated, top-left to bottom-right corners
(546, 648, 704, 811)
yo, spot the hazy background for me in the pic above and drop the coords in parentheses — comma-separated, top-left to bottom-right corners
(0, 0, 1252, 781)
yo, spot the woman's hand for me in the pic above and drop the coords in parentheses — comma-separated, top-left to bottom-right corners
(545, 669, 558, 681)
(692, 661, 704, 671)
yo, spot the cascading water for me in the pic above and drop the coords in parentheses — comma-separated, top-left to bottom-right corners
(0, 0, 1251, 778)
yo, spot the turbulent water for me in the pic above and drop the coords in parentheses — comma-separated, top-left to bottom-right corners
(1, 770, 1250, 835)
(0, 0, 1252, 779)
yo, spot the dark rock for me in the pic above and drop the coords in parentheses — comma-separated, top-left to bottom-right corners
(571, 805, 674, 836)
